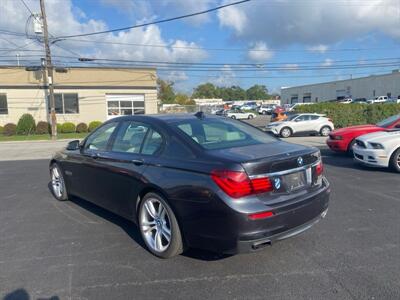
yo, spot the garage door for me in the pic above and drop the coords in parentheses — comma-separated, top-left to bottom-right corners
(106, 94, 145, 119)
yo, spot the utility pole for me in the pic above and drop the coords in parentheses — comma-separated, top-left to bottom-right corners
(39, 0, 57, 139)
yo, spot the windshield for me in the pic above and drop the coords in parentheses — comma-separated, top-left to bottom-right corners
(173, 117, 277, 150)
(287, 114, 299, 121)
(376, 115, 400, 128)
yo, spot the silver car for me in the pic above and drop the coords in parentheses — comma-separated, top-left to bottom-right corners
(266, 113, 334, 138)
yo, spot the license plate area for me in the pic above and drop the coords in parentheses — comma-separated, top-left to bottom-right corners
(283, 171, 306, 192)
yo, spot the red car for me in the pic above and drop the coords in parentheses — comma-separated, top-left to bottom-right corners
(327, 114, 400, 154)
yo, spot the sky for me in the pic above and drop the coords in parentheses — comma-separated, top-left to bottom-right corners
(0, 0, 400, 94)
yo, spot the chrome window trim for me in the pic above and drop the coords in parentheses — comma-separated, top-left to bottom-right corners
(248, 160, 320, 179)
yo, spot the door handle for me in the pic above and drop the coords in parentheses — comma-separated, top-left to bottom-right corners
(131, 159, 144, 166)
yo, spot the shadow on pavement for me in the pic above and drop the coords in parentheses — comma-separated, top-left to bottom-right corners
(47, 183, 230, 262)
(3, 288, 59, 300)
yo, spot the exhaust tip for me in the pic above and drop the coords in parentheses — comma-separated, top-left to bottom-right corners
(252, 239, 272, 250)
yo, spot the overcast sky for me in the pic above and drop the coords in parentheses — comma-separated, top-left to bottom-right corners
(1, 0, 399, 93)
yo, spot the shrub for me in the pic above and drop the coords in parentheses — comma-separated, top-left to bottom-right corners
(294, 103, 400, 128)
(0, 126, 3, 135)
(3, 123, 17, 136)
(36, 121, 50, 135)
(88, 121, 102, 132)
(61, 122, 76, 133)
(56, 123, 62, 133)
(16, 114, 36, 135)
(76, 122, 88, 133)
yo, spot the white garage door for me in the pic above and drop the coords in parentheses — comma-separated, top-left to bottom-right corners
(106, 94, 145, 119)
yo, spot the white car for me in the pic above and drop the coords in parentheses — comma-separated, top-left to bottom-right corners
(258, 104, 276, 115)
(266, 113, 334, 138)
(226, 109, 256, 120)
(338, 98, 353, 104)
(353, 130, 400, 172)
(367, 96, 389, 104)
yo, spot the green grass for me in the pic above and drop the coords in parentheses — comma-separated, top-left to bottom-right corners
(0, 132, 88, 142)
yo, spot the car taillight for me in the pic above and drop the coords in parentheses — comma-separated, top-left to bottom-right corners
(328, 118, 333, 122)
(211, 170, 273, 198)
(315, 161, 323, 176)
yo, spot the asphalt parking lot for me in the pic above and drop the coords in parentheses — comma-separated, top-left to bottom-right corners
(0, 138, 399, 299)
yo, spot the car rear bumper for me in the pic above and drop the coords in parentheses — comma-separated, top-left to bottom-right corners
(183, 178, 330, 254)
(353, 147, 389, 167)
(326, 138, 348, 152)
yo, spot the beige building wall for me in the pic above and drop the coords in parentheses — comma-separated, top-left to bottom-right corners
(0, 67, 157, 126)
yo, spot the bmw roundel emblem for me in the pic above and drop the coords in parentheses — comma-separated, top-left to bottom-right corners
(297, 156, 303, 166)
(274, 178, 281, 190)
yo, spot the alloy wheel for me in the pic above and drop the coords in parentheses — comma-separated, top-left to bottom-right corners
(51, 167, 64, 198)
(140, 198, 172, 253)
(397, 154, 400, 168)
(321, 127, 331, 136)
(281, 128, 291, 138)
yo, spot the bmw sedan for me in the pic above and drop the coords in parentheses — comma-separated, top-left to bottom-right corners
(49, 113, 330, 258)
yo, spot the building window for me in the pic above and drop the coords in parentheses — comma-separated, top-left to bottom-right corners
(107, 96, 145, 117)
(290, 94, 298, 104)
(48, 93, 79, 114)
(0, 94, 8, 115)
(303, 93, 311, 103)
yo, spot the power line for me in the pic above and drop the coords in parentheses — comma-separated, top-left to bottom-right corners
(61, 37, 400, 53)
(55, 0, 251, 39)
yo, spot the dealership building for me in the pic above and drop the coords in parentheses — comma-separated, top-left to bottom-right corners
(0, 66, 158, 126)
(281, 70, 400, 104)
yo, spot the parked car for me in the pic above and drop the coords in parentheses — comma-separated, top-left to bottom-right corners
(215, 109, 228, 116)
(241, 102, 258, 111)
(49, 113, 330, 258)
(271, 107, 288, 122)
(352, 98, 368, 104)
(338, 98, 353, 104)
(353, 130, 400, 172)
(266, 113, 334, 138)
(258, 104, 276, 115)
(227, 108, 256, 120)
(388, 96, 400, 104)
(327, 114, 400, 154)
(367, 96, 389, 104)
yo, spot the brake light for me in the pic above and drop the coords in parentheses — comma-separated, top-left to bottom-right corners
(328, 118, 333, 122)
(211, 170, 273, 198)
(315, 161, 323, 176)
(248, 211, 274, 220)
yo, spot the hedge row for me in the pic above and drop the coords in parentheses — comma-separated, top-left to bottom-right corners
(294, 103, 400, 128)
(1, 114, 102, 136)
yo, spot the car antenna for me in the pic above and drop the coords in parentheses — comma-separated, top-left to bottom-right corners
(194, 111, 205, 119)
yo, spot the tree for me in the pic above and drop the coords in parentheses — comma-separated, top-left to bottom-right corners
(175, 93, 195, 105)
(192, 83, 217, 99)
(246, 84, 269, 100)
(157, 79, 175, 104)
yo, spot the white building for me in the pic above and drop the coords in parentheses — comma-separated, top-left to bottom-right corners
(281, 70, 400, 104)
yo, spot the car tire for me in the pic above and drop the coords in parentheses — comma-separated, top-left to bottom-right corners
(138, 192, 183, 259)
(280, 127, 292, 138)
(320, 126, 331, 137)
(230, 115, 236, 119)
(50, 163, 68, 201)
(262, 111, 267, 115)
(347, 139, 356, 156)
(389, 148, 400, 173)
(248, 114, 254, 119)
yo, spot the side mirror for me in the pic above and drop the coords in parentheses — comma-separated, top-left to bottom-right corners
(66, 140, 80, 151)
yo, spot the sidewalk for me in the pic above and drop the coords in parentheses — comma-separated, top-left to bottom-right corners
(0, 139, 73, 161)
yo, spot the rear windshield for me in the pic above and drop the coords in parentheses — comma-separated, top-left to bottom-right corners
(173, 117, 276, 150)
